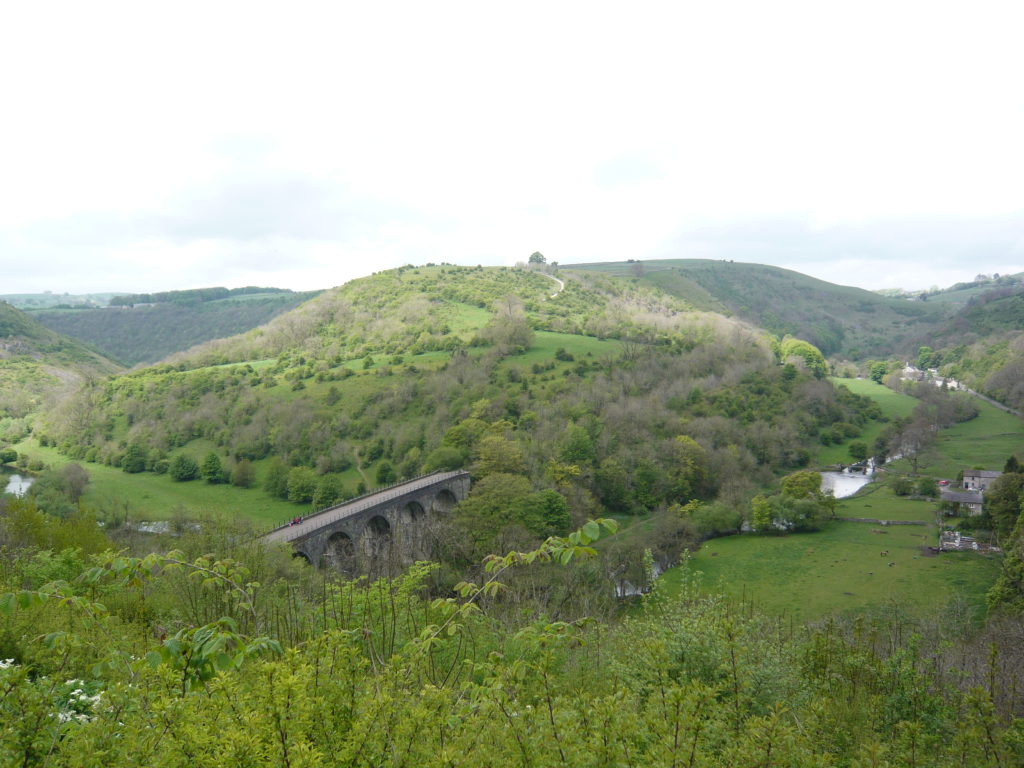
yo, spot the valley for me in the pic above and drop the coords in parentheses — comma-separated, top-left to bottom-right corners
(3, 259, 1024, 765)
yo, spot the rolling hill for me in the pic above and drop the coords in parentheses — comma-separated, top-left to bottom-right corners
(25, 265, 881, 532)
(29, 288, 320, 366)
(0, 301, 121, 432)
(563, 259, 953, 358)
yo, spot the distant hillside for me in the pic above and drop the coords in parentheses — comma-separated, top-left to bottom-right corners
(30, 290, 320, 366)
(564, 259, 951, 358)
(0, 302, 120, 429)
(0, 292, 118, 309)
(877, 272, 1024, 306)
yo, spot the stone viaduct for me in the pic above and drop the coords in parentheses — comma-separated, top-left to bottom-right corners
(261, 470, 471, 573)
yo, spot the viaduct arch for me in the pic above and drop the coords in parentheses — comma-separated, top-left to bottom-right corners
(261, 470, 471, 573)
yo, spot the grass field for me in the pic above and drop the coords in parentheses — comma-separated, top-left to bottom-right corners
(668, 518, 1001, 622)
(10, 440, 299, 527)
(814, 378, 918, 466)
(659, 376, 1017, 622)
(923, 399, 1024, 479)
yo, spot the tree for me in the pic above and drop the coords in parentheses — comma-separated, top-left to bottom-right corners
(848, 441, 868, 462)
(779, 336, 828, 378)
(474, 435, 526, 477)
(889, 415, 936, 474)
(312, 475, 345, 508)
(375, 461, 397, 486)
(168, 454, 199, 482)
(511, 489, 571, 537)
(528, 251, 546, 264)
(59, 462, 89, 502)
(751, 494, 773, 531)
(780, 470, 822, 500)
(891, 476, 913, 496)
(560, 425, 596, 466)
(287, 467, 317, 503)
(0, 447, 16, 464)
(201, 452, 225, 483)
(985, 473, 1024, 541)
(595, 457, 630, 511)
(869, 361, 888, 384)
(121, 443, 147, 474)
(421, 446, 465, 472)
(263, 458, 290, 499)
(1004, 454, 1022, 474)
(231, 459, 256, 488)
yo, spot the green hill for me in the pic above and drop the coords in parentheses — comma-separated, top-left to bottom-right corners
(30, 289, 320, 365)
(564, 259, 952, 358)
(26, 265, 882, 535)
(0, 301, 121, 434)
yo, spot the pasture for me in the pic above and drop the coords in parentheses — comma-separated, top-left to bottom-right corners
(668, 513, 1001, 622)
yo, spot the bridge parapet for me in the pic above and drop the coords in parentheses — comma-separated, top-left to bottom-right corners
(261, 470, 471, 573)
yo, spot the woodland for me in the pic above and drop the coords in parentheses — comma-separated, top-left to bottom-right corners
(2, 262, 1024, 765)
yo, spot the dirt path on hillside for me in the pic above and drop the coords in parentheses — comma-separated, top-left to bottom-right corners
(538, 272, 564, 298)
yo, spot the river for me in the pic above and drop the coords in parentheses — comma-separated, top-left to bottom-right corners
(2, 470, 34, 497)
(820, 468, 873, 498)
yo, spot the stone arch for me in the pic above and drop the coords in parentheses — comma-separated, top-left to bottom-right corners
(402, 500, 426, 524)
(431, 488, 457, 514)
(364, 515, 392, 558)
(324, 531, 355, 573)
(292, 551, 312, 565)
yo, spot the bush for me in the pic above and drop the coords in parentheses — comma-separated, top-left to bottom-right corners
(915, 477, 938, 498)
(201, 452, 225, 483)
(891, 476, 913, 496)
(168, 455, 199, 482)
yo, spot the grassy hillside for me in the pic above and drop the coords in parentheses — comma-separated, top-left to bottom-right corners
(564, 259, 951, 358)
(0, 302, 121, 430)
(19, 266, 886, 539)
(31, 289, 320, 365)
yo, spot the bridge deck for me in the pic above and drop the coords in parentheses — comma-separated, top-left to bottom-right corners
(261, 470, 468, 544)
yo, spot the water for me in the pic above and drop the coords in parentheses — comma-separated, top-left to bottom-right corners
(2, 472, 34, 497)
(820, 468, 872, 498)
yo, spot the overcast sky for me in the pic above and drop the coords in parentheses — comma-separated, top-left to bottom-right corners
(2, 1, 1022, 295)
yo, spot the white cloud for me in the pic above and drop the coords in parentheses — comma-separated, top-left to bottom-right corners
(1, 1, 1022, 293)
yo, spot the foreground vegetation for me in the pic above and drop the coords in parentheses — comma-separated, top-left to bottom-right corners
(2, 505, 1024, 766)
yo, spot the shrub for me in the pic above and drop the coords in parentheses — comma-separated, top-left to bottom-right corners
(168, 455, 199, 482)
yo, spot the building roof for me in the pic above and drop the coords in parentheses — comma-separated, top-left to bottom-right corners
(941, 489, 984, 504)
(963, 470, 1002, 480)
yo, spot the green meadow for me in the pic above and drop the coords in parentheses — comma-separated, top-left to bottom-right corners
(814, 378, 918, 466)
(661, 376, 1018, 621)
(669, 516, 1001, 622)
(9, 440, 298, 527)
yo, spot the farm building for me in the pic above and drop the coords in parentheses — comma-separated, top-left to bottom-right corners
(962, 469, 1001, 491)
(940, 489, 984, 516)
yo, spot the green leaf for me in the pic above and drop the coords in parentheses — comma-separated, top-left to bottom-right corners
(582, 520, 600, 541)
(43, 631, 67, 648)
(145, 651, 162, 669)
